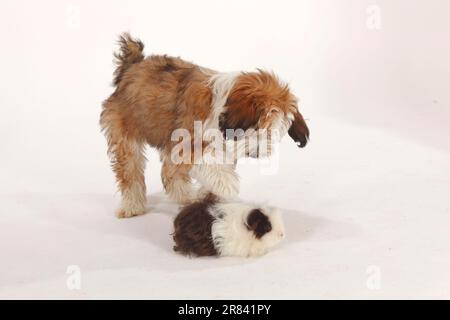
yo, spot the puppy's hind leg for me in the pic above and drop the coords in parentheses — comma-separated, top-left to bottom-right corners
(101, 111, 147, 218)
(114, 139, 147, 218)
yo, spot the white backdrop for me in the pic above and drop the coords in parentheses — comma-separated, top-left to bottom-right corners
(1, 0, 449, 299)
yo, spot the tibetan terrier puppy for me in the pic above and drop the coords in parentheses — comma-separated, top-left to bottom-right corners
(100, 33, 309, 218)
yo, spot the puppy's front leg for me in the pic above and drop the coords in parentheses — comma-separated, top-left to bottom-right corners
(190, 164, 239, 200)
(161, 161, 197, 205)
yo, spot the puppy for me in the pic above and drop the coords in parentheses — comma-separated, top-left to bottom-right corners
(173, 194, 285, 257)
(100, 33, 309, 218)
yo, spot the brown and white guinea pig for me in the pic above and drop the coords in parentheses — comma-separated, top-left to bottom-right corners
(173, 194, 285, 257)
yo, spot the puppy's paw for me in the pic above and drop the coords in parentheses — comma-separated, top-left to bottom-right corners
(173, 194, 196, 206)
(117, 207, 146, 219)
(166, 180, 196, 205)
(210, 173, 240, 199)
(190, 164, 240, 200)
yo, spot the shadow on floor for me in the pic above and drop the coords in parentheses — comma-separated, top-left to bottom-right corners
(28, 191, 360, 272)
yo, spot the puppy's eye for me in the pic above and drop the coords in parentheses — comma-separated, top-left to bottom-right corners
(267, 107, 280, 117)
(269, 107, 279, 114)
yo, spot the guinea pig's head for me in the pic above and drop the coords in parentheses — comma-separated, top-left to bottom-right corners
(245, 207, 285, 250)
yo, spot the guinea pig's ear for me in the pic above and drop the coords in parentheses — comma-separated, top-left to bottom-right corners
(288, 109, 310, 148)
(246, 209, 272, 239)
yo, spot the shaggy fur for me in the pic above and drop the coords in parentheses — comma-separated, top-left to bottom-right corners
(173, 194, 285, 257)
(100, 33, 309, 217)
(173, 194, 218, 256)
(211, 202, 285, 257)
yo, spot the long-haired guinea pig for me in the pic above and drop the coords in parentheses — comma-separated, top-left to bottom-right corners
(173, 194, 285, 257)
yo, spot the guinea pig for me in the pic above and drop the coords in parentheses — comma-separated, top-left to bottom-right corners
(173, 194, 285, 257)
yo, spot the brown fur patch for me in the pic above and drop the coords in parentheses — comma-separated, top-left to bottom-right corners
(113, 33, 145, 86)
(221, 70, 296, 132)
(173, 193, 219, 256)
(288, 110, 310, 148)
(246, 209, 272, 239)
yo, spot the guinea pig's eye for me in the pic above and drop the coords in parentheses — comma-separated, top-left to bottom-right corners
(265, 224, 272, 234)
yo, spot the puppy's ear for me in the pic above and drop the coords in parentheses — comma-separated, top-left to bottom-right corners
(246, 209, 272, 239)
(219, 106, 260, 140)
(288, 110, 309, 148)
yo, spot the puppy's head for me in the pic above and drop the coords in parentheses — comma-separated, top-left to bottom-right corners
(245, 207, 285, 249)
(219, 70, 309, 148)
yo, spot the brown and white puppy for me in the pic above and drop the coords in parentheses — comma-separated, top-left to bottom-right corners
(173, 194, 285, 257)
(100, 33, 309, 218)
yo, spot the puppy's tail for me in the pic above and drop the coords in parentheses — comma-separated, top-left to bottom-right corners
(113, 33, 145, 86)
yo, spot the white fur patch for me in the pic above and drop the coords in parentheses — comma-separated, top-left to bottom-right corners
(210, 203, 285, 257)
(190, 164, 239, 199)
(185, 72, 241, 199)
(120, 182, 146, 217)
(203, 72, 240, 135)
(269, 112, 292, 144)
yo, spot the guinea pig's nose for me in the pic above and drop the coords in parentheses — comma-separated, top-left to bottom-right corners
(279, 232, 284, 238)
